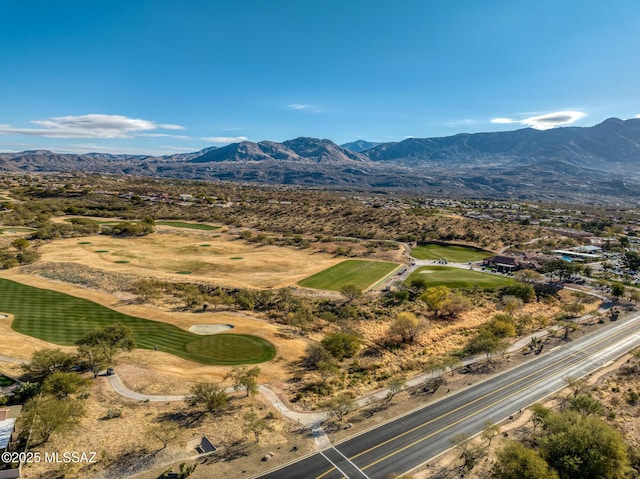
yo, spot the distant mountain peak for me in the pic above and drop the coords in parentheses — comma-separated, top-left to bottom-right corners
(341, 140, 383, 153)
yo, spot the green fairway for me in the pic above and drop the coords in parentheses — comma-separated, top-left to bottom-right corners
(298, 260, 399, 291)
(64, 217, 218, 231)
(410, 243, 493, 262)
(155, 221, 220, 230)
(65, 218, 120, 225)
(0, 278, 274, 365)
(406, 266, 516, 289)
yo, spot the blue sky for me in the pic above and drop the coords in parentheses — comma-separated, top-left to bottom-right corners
(1, 0, 639, 155)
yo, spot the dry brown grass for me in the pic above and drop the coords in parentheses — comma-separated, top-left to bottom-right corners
(17, 377, 316, 479)
(37, 229, 342, 290)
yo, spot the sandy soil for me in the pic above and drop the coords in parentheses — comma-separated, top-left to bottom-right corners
(14, 375, 318, 479)
(188, 324, 234, 334)
(36, 230, 342, 289)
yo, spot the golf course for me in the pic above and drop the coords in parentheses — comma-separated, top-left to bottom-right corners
(407, 266, 516, 289)
(0, 278, 275, 365)
(410, 243, 493, 262)
(298, 259, 399, 290)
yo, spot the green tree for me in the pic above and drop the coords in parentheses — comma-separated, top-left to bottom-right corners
(302, 343, 332, 369)
(566, 394, 603, 417)
(322, 392, 355, 421)
(317, 359, 340, 384)
(75, 323, 136, 365)
(492, 440, 558, 479)
(227, 366, 260, 397)
(385, 376, 406, 405)
(482, 420, 501, 446)
(561, 302, 585, 318)
(185, 383, 229, 415)
(542, 259, 582, 282)
(321, 331, 362, 360)
(486, 315, 517, 338)
(466, 330, 506, 361)
(11, 237, 29, 251)
(502, 295, 524, 315)
(622, 251, 640, 270)
(557, 320, 579, 340)
(389, 311, 427, 343)
(439, 293, 471, 318)
(243, 411, 273, 442)
(501, 283, 536, 303)
(340, 283, 363, 302)
(610, 282, 625, 301)
(76, 344, 109, 378)
(23, 396, 86, 445)
(42, 372, 90, 399)
(13, 381, 40, 402)
(538, 410, 630, 479)
(23, 348, 75, 380)
(420, 285, 451, 316)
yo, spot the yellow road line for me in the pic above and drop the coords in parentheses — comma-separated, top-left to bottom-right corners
(314, 317, 639, 479)
(359, 320, 640, 471)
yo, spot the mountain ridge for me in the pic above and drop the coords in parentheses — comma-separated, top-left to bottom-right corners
(2, 118, 639, 203)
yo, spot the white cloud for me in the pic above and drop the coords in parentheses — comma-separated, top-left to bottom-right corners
(0, 114, 186, 139)
(636, 114, 640, 118)
(200, 136, 248, 144)
(287, 104, 312, 110)
(491, 118, 515, 124)
(491, 111, 586, 130)
(139, 133, 192, 139)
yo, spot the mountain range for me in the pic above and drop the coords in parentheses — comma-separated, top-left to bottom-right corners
(2, 118, 640, 203)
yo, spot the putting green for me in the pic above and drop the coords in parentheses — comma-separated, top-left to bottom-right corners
(406, 266, 515, 289)
(410, 243, 493, 262)
(1, 278, 275, 365)
(298, 260, 399, 291)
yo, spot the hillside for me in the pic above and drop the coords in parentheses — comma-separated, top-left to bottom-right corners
(2, 119, 640, 203)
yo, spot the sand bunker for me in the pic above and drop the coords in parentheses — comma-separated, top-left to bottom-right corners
(189, 324, 234, 335)
(0, 314, 8, 319)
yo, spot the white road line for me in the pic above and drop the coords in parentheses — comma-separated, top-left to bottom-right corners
(320, 451, 350, 479)
(333, 447, 371, 479)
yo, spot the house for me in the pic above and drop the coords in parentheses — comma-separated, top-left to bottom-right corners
(483, 255, 519, 273)
(0, 406, 22, 479)
(0, 406, 21, 451)
(483, 252, 543, 273)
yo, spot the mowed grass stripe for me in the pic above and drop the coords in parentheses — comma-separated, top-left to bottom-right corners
(64, 217, 219, 231)
(410, 243, 493, 262)
(155, 221, 220, 230)
(0, 278, 274, 365)
(298, 260, 399, 291)
(406, 266, 516, 289)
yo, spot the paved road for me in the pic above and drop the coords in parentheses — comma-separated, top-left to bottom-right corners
(253, 311, 640, 479)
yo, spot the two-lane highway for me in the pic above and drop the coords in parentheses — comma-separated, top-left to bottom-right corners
(254, 312, 640, 479)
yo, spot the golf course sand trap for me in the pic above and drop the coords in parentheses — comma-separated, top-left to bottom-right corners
(189, 324, 234, 335)
(0, 314, 7, 319)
